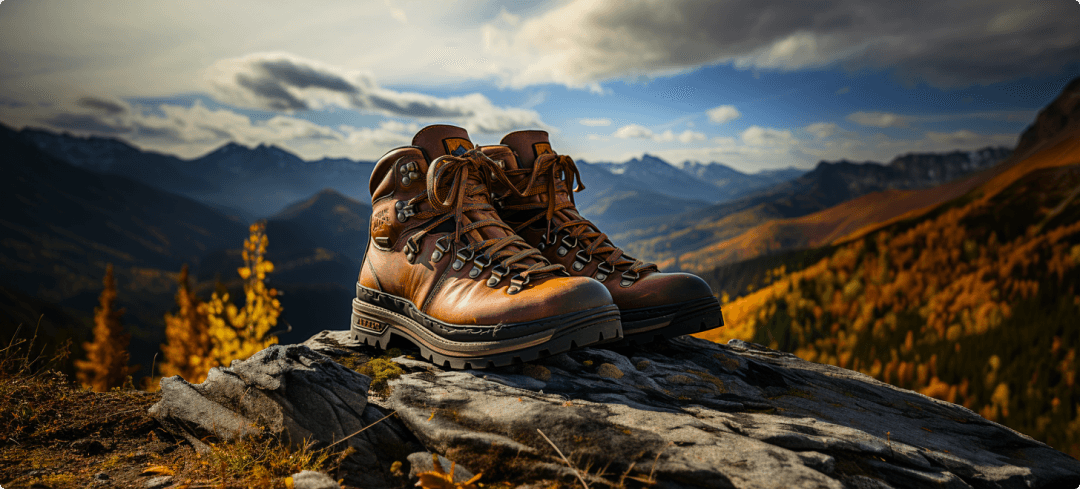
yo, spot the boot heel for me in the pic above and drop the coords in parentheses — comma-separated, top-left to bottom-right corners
(350, 302, 395, 349)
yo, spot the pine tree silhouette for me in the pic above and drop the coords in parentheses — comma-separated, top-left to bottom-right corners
(75, 264, 136, 391)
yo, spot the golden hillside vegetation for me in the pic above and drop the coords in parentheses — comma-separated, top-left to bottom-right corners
(697, 132, 1080, 457)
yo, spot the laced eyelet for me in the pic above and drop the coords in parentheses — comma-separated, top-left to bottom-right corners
(620, 270, 640, 288)
(557, 235, 578, 257)
(507, 273, 530, 295)
(404, 240, 420, 264)
(395, 201, 415, 222)
(487, 264, 509, 287)
(469, 254, 491, 278)
(537, 232, 556, 251)
(595, 261, 615, 282)
(572, 250, 592, 272)
(431, 236, 451, 262)
(452, 249, 475, 271)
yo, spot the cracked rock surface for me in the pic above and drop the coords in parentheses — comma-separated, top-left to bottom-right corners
(302, 330, 1080, 489)
(148, 344, 419, 489)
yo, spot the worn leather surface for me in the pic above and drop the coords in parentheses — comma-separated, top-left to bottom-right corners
(358, 125, 615, 326)
(485, 131, 716, 311)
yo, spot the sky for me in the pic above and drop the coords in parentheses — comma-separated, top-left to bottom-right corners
(1, 0, 1078, 173)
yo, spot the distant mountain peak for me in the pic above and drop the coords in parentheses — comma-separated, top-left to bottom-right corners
(271, 187, 367, 221)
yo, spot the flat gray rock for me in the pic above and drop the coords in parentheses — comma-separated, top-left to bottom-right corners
(149, 344, 420, 489)
(290, 470, 341, 489)
(303, 330, 1080, 489)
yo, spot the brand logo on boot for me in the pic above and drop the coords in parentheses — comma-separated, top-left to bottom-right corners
(533, 142, 554, 158)
(443, 138, 474, 157)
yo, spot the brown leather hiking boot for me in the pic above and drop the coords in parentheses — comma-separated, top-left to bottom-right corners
(483, 130, 723, 346)
(352, 125, 621, 369)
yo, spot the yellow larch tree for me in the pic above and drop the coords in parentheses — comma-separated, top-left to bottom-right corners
(204, 221, 281, 369)
(159, 264, 214, 383)
(75, 264, 137, 391)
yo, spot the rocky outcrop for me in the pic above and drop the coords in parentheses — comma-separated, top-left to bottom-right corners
(148, 345, 420, 489)
(152, 332, 1080, 488)
(310, 331, 1080, 489)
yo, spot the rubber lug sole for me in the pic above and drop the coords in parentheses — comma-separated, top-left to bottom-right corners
(601, 296, 724, 347)
(350, 288, 622, 370)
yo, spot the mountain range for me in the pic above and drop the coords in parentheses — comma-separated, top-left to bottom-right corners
(17, 130, 376, 222)
(611, 146, 1011, 270)
(16, 127, 803, 225)
(0, 106, 1018, 380)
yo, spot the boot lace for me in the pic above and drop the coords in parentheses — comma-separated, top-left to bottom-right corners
(400, 149, 563, 291)
(501, 153, 658, 280)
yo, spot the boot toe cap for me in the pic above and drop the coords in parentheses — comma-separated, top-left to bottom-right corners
(612, 271, 714, 310)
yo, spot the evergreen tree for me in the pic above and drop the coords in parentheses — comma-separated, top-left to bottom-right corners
(75, 264, 136, 391)
(159, 264, 213, 383)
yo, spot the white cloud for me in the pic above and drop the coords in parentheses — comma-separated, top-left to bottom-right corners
(613, 124, 655, 139)
(836, 86, 851, 95)
(923, 129, 1014, 148)
(613, 124, 705, 143)
(847, 111, 909, 128)
(846, 109, 1037, 129)
(804, 122, 841, 139)
(204, 52, 546, 134)
(740, 126, 798, 147)
(706, 105, 741, 124)
(579, 117, 612, 127)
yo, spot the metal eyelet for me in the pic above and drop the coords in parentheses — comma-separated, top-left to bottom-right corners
(431, 236, 451, 262)
(404, 240, 419, 264)
(537, 231, 559, 252)
(452, 249, 475, 271)
(620, 270, 640, 288)
(395, 201, 415, 222)
(487, 264, 509, 287)
(507, 273, 530, 295)
(469, 254, 491, 278)
(556, 235, 578, 257)
(400, 160, 420, 186)
(595, 261, 615, 282)
(572, 250, 592, 272)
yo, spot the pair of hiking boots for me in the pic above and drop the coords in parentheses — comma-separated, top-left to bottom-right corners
(351, 125, 723, 369)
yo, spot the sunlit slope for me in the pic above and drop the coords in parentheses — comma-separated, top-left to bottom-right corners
(676, 133, 1080, 273)
(836, 124, 1080, 246)
(695, 122, 1080, 457)
(675, 169, 1000, 272)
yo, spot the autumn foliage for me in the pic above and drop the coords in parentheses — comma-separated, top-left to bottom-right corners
(74, 264, 137, 392)
(698, 163, 1080, 457)
(159, 264, 213, 383)
(204, 221, 282, 367)
(156, 222, 281, 384)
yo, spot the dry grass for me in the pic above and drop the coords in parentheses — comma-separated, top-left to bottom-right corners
(0, 324, 352, 489)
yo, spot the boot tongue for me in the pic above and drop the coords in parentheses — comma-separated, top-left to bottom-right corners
(413, 124, 475, 161)
(500, 130, 554, 169)
(412, 125, 518, 247)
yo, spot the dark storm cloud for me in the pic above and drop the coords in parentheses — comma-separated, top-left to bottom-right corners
(257, 58, 359, 94)
(236, 73, 310, 111)
(76, 96, 128, 115)
(506, 0, 1080, 88)
(209, 54, 544, 132)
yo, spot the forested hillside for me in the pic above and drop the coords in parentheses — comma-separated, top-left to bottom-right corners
(697, 129, 1080, 457)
